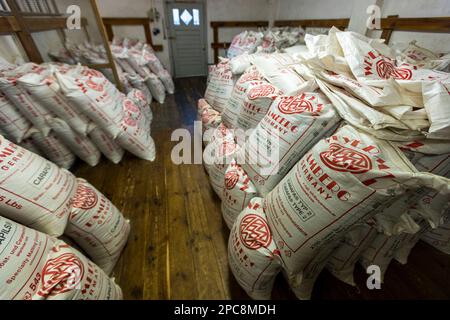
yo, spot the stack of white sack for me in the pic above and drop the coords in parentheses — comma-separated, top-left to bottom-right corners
(199, 27, 450, 299)
(0, 135, 130, 284)
(0, 61, 155, 167)
(49, 38, 174, 103)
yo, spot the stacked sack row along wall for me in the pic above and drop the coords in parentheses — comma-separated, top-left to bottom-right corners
(0, 48, 159, 298)
(49, 38, 174, 104)
(0, 59, 156, 168)
(198, 26, 450, 299)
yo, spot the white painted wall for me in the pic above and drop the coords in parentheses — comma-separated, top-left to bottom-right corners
(276, 0, 354, 20)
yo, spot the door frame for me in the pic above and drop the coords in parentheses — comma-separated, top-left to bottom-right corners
(164, 0, 208, 78)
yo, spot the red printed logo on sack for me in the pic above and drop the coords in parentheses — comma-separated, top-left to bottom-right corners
(277, 95, 315, 114)
(365, 51, 412, 80)
(38, 253, 84, 297)
(86, 79, 104, 92)
(247, 84, 276, 100)
(239, 214, 272, 250)
(134, 90, 146, 102)
(123, 99, 139, 113)
(217, 141, 237, 157)
(72, 184, 98, 210)
(319, 143, 372, 174)
(225, 170, 240, 190)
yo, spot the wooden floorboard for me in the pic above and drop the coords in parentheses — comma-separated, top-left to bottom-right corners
(74, 76, 450, 300)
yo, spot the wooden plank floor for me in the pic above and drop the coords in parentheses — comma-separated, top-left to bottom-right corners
(74, 77, 450, 300)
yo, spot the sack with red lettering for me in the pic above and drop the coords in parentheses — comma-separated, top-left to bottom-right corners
(88, 127, 124, 164)
(49, 118, 101, 166)
(0, 91, 31, 143)
(65, 179, 130, 274)
(335, 31, 450, 90)
(55, 67, 123, 138)
(201, 106, 222, 133)
(397, 41, 450, 71)
(236, 81, 282, 131)
(127, 89, 153, 123)
(204, 59, 235, 112)
(34, 240, 123, 300)
(263, 125, 450, 277)
(145, 73, 166, 104)
(227, 31, 263, 59)
(116, 98, 156, 161)
(228, 197, 281, 299)
(204, 135, 239, 199)
(326, 222, 378, 286)
(197, 98, 210, 122)
(0, 135, 77, 235)
(239, 90, 341, 196)
(423, 81, 450, 140)
(316, 78, 425, 141)
(126, 74, 153, 104)
(222, 160, 258, 228)
(30, 131, 76, 169)
(221, 66, 264, 128)
(17, 69, 90, 136)
(0, 63, 52, 135)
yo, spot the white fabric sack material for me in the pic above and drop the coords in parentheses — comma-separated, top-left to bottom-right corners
(236, 81, 283, 131)
(157, 69, 175, 94)
(250, 53, 308, 95)
(316, 69, 423, 108)
(326, 223, 378, 286)
(89, 126, 124, 164)
(228, 197, 281, 300)
(30, 131, 76, 169)
(125, 73, 153, 105)
(359, 232, 409, 282)
(17, 69, 90, 136)
(303, 27, 352, 76)
(65, 179, 130, 275)
(222, 159, 258, 229)
(397, 41, 450, 71)
(197, 98, 210, 121)
(316, 78, 425, 141)
(0, 216, 123, 300)
(201, 103, 222, 133)
(204, 59, 235, 112)
(393, 217, 430, 264)
(230, 53, 253, 75)
(421, 218, 450, 255)
(239, 90, 341, 196)
(0, 64, 52, 136)
(263, 124, 450, 276)
(49, 118, 101, 167)
(285, 240, 340, 300)
(0, 91, 31, 143)
(127, 88, 153, 123)
(145, 73, 166, 104)
(0, 135, 77, 236)
(423, 81, 450, 140)
(227, 31, 263, 59)
(335, 31, 450, 91)
(204, 135, 239, 199)
(203, 122, 234, 149)
(222, 66, 264, 128)
(55, 67, 123, 139)
(19, 137, 42, 156)
(116, 97, 156, 161)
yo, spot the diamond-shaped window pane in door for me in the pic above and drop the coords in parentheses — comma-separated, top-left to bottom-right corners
(180, 9, 193, 26)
